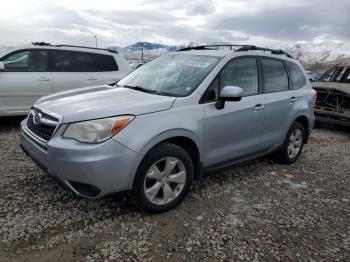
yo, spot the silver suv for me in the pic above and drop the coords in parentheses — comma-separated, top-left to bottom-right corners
(20, 45, 316, 213)
(0, 42, 130, 116)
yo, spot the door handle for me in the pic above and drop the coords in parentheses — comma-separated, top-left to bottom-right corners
(289, 96, 298, 103)
(87, 77, 98, 81)
(38, 77, 51, 81)
(253, 104, 264, 111)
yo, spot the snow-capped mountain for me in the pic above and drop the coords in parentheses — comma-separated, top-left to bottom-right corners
(268, 41, 350, 63)
(109, 41, 350, 63)
(124, 42, 177, 52)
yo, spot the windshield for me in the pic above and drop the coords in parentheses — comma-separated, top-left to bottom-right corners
(118, 54, 221, 96)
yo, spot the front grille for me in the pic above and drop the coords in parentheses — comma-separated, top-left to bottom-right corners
(26, 110, 59, 141)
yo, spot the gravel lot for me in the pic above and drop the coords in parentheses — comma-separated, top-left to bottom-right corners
(0, 117, 349, 261)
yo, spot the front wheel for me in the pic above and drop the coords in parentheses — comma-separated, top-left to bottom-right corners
(277, 122, 305, 164)
(132, 143, 194, 213)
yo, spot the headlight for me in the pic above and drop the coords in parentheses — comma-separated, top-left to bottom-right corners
(63, 115, 134, 143)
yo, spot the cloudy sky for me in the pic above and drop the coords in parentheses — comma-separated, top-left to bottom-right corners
(0, 0, 349, 47)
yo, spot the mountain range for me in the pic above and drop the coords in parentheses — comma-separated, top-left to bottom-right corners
(1, 41, 349, 64)
(108, 41, 350, 63)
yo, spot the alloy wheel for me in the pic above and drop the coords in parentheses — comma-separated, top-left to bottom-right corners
(287, 129, 303, 159)
(144, 157, 187, 205)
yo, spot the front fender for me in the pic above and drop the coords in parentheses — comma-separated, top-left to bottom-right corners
(113, 105, 205, 186)
(136, 128, 204, 162)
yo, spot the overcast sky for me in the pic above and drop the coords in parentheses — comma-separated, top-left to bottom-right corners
(0, 0, 349, 47)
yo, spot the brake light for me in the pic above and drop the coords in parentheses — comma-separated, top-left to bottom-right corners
(311, 89, 317, 103)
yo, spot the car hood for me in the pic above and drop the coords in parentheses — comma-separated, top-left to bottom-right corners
(35, 85, 176, 123)
(313, 82, 350, 94)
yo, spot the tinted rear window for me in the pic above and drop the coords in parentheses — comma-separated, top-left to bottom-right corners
(53, 51, 118, 72)
(53, 51, 94, 72)
(285, 61, 306, 89)
(93, 53, 118, 71)
(262, 58, 289, 93)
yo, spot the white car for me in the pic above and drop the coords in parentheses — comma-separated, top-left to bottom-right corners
(0, 42, 131, 116)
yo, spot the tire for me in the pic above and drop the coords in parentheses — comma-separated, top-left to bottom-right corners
(132, 143, 194, 213)
(276, 122, 305, 164)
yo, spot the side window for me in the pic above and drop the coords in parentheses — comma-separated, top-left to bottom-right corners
(92, 53, 118, 71)
(1, 50, 48, 72)
(221, 57, 259, 96)
(262, 58, 289, 93)
(342, 68, 350, 83)
(285, 61, 306, 89)
(201, 75, 220, 102)
(201, 57, 259, 102)
(53, 51, 94, 72)
(320, 67, 337, 82)
(334, 67, 347, 82)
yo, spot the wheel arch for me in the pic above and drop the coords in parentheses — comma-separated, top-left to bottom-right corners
(291, 114, 310, 143)
(136, 130, 203, 180)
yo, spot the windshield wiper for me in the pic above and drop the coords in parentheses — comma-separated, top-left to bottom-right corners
(121, 85, 177, 96)
(122, 85, 158, 94)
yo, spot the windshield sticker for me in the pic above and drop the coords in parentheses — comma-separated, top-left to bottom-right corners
(187, 60, 211, 68)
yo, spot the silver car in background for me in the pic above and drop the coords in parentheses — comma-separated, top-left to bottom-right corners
(20, 45, 316, 213)
(0, 42, 130, 116)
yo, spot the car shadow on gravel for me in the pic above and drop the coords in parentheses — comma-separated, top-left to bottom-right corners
(314, 122, 350, 133)
(0, 116, 26, 129)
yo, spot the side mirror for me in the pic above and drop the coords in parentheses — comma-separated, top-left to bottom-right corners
(0, 62, 4, 71)
(215, 85, 244, 109)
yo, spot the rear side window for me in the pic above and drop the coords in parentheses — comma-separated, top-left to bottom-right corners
(285, 61, 306, 89)
(53, 51, 118, 72)
(1, 50, 48, 72)
(262, 58, 289, 93)
(53, 51, 94, 72)
(92, 53, 118, 71)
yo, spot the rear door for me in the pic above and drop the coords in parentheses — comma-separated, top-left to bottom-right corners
(0, 49, 51, 115)
(51, 50, 99, 92)
(260, 57, 294, 148)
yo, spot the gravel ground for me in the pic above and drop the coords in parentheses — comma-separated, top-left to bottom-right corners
(0, 117, 349, 261)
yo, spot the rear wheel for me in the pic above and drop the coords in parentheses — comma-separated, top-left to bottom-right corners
(132, 143, 194, 213)
(277, 122, 305, 164)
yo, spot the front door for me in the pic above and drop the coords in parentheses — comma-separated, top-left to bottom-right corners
(202, 57, 265, 167)
(0, 49, 52, 115)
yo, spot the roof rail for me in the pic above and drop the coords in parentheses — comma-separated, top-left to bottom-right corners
(32, 42, 51, 46)
(31, 42, 118, 54)
(178, 44, 251, 51)
(235, 45, 293, 58)
(178, 44, 294, 58)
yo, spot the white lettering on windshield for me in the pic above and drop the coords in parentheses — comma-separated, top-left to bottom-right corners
(186, 60, 211, 68)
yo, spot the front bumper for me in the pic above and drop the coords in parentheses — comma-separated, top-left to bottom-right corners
(20, 120, 141, 198)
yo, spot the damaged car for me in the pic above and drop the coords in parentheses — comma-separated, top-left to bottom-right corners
(313, 63, 350, 127)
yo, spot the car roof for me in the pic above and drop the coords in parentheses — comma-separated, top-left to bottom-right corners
(175, 49, 299, 63)
(4, 44, 119, 55)
(176, 49, 232, 57)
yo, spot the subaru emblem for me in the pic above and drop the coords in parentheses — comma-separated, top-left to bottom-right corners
(33, 112, 43, 125)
